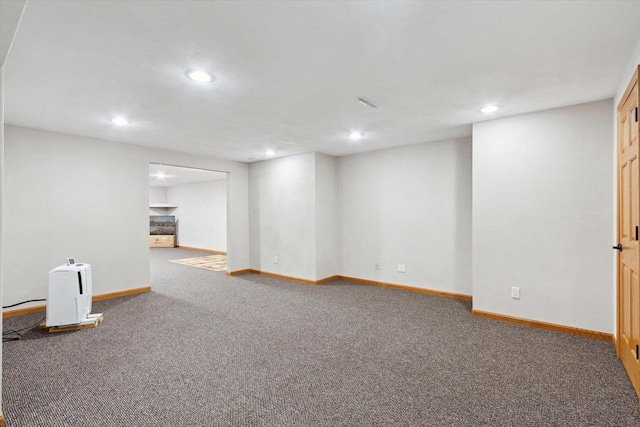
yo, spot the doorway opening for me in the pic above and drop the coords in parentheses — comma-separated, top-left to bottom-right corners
(148, 163, 229, 278)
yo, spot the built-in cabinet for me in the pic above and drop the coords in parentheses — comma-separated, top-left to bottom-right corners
(149, 203, 178, 248)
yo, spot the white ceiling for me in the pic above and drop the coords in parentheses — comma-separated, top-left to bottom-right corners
(149, 163, 226, 188)
(4, 1, 640, 163)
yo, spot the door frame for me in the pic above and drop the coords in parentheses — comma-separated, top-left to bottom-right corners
(616, 65, 640, 405)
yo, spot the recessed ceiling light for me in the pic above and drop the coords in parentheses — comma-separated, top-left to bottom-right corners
(110, 116, 130, 126)
(186, 69, 215, 83)
(265, 150, 275, 156)
(481, 105, 499, 114)
(349, 132, 364, 141)
(155, 172, 166, 180)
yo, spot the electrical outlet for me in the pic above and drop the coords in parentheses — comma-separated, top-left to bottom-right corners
(375, 262, 380, 270)
(398, 264, 406, 273)
(511, 287, 520, 299)
(274, 256, 278, 264)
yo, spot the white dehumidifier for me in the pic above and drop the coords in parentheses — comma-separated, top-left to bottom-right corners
(46, 260, 102, 327)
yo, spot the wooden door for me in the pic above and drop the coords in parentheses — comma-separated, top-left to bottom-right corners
(617, 65, 640, 403)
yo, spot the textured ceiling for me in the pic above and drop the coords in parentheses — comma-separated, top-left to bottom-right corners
(4, 1, 640, 163)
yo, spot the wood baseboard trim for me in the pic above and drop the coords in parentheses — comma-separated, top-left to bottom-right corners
(0, 412, 4, 427)
(316, 275, 341, 285)
(253, 270, 319, 285)
(3, 286, 152, 319)
(178, 246, 226, 255)
(227, 269, 259, 276)
(472, 309, 613, 342)
(2, 304, 46, 319)
(226, 270, 471, 297)
(92, 286, 152, 302)
(339, 275, 473, 302)
(226, 269, 340, 285)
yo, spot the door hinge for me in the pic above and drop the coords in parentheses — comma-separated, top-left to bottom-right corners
(635, 226, 638, 240)
(637, 344, 639, 360)
(636, 106, 638, 123)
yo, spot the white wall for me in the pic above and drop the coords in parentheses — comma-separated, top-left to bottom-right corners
(3, 125, 250, 309)
(1, 2, 27, 416)
(472, 99, 614, 333)
(4, 126, 148, 306)
(249, 152, 317, 280)
(339, 138, 472, 295)
(149, 186, 167, 205)
(315, 153, 340, 280)
(148, 187, 173, 216)
(167, 180, 227, 252)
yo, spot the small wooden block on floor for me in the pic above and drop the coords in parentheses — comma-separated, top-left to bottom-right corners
(39, 315, 104, 333)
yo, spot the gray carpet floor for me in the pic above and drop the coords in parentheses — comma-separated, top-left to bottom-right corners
(3, 247, 640, 426)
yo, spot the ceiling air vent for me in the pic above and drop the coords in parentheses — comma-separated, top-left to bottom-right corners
(357, 97, 378, 109)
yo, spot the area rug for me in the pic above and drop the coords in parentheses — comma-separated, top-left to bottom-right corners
(170, 254, 227, 272)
